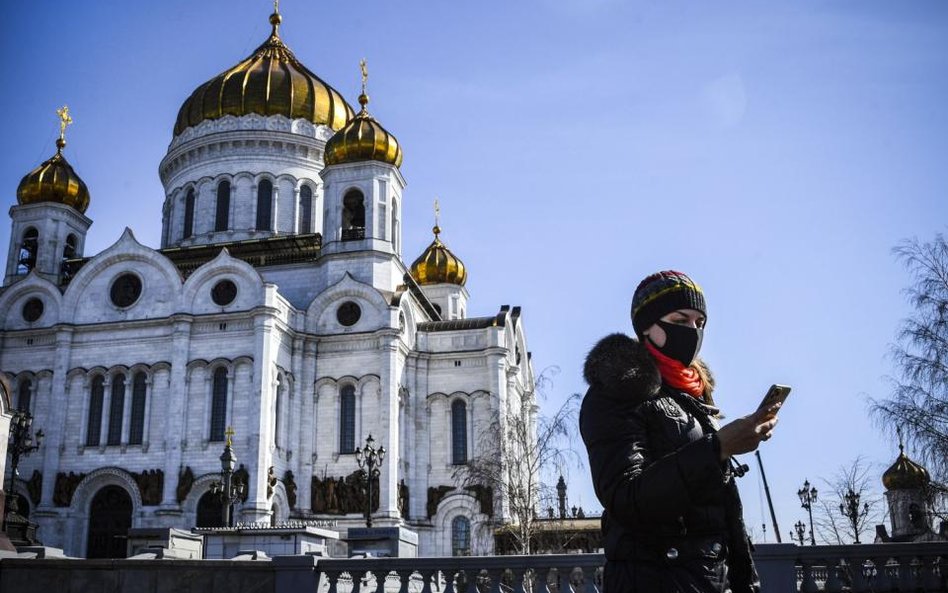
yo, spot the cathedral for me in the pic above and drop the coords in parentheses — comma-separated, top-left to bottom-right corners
(1, 5, 534, 558)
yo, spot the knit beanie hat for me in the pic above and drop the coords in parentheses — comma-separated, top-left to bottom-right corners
(631, 270, 707, 337)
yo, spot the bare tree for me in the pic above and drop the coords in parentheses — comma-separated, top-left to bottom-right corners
(870, 235, 948, 483)
(813, 457, 884, 545)
(454, 369, 581, 555)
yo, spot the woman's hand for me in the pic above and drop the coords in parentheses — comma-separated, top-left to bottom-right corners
(717, 403, 780, 461)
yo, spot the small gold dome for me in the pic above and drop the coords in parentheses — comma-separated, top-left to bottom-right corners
(882, 445, 930, 491)
(324, 93, 403, 168)
(173, 10, 354, 136)
(410, 226, 467, 286)
(16, 138, 90, 214)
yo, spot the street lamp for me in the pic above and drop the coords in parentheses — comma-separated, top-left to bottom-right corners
(791, 520, 807, 546)
(839, 488, 869, 544)
(355, 434, 385, 528)
(3, 410, 43, 545)
(797, 479, 818, 546)
(209, 427, 244, 528)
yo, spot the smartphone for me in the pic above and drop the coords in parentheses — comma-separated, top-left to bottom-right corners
(758, 384, 791, 413)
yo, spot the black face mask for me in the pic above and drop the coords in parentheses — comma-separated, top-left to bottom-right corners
(651, 320, 703, 366)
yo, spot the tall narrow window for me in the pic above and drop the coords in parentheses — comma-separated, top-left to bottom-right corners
(273, 376, 283, 447)
(16, 379, 32, 412)
(299, 185, 313, 234)
(129, 372, 147, 445)
(341, 190, 365, 240)
(377, 201, 387, 241)
(452, 516, 471, 556)
(61, 233, 78, 280)
(86, 376, 105, 447)
(392, 200, 399, 253)
(452, 399, 467, 465)
(17, 227, 38, 274)
(183, 189, 195, 239)
(339, 384, 356, 453)
(256, 179, 273, 231)
(215, 180, 230, 232)
(107, 375, 126, 446)
(210, 367, 228, 441)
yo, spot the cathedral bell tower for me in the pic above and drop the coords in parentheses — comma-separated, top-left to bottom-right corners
(320, 60, 405, 259)
(6, 107, 92, 286)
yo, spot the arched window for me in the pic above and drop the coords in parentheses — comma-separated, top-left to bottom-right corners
(129, 372, 147, 445)
(210, 367, 228, 442)
(61, 233, 78, 280)
(107, 374, 126, 446)
(452, 399, 467, 465)
(256, 179, 273, 231)
(341, 190, 365, 240)
(17, 227, 39, 274)
(215, 180, 230, 232)
(183, 189, 196, 239)
(452, 516, 471, 556)
(299, 185, 313, 233)
(16, 379, 32, 412)
(86, 376, 105, 446)
(196, 491, 224, 528)
(339, 384, 356, 453)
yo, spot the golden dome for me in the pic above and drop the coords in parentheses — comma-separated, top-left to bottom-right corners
(173, 9, 354, 136)
(324, 91, 403, 168)
(410, 226, 467, 286)
(882, 445, 930, 491)
(16, 137, 90, 214)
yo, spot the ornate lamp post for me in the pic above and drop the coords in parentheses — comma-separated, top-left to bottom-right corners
(797, 479, 818, 546)
(3, 410, 43, 545)
(840, 488, 869, 544)
(209, 427, 244, 528)
(791, 520, 807, 546)
(355, 434, 384, 528)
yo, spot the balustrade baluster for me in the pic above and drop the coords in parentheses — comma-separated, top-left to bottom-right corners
(533, 566, 551, 593)
(920, 554, 941, 592)
(395, 569, 412, 593)
(823, 557, 844, 593)
(419, 569, 436, 593)
(325, 570, 341, 593)
(799, 559, 819, 593)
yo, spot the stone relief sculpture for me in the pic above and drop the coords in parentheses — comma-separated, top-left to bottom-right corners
(266, 466, 278, 500)
(53, 471, 87, 507)
(398, 479, 409, 519)
(176, 466, 195, 504)
(310, 470, 379, 514)
(26, 470, 42, 506)
(131, 469, 164, 506)
(426, 485, 454, 518)
(284, 470, 297, 509)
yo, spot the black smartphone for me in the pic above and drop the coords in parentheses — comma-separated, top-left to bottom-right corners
(758, 384, 791, 413)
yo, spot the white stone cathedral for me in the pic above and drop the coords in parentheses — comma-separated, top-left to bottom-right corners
(0, 6, 534, 558)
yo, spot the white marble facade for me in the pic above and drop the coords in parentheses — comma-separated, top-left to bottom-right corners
(0, 28, 534, 557)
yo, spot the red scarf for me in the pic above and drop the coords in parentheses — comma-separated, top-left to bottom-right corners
(644, 340, 706, 399)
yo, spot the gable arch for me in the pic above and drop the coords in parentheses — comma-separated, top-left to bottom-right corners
(62, 229, 183, 323)
(0, 273, 64, 329)
(305, 273, 391, 333)
(182, 249, 265, 313)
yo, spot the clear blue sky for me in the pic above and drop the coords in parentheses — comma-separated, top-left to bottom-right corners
(3, 0, 947, 543)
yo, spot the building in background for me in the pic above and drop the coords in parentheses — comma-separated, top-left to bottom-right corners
(0, 6, 534, 558)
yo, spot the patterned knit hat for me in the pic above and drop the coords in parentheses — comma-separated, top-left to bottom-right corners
(631, 270, 707, 336)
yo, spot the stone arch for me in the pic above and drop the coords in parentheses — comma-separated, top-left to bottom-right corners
(305, 273, 391, 333)
(181, 248, 265, 313)
(433, 491, 490, 556)
(182, 472, 229, 527)
(0, 272, 64, 329)
(269, 479, 290, 525)
(70, 467, 143, 557)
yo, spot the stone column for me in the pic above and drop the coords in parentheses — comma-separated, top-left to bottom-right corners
(159, 316, 192, 511)
(377, 334, 400, 521)
(37, 326, 73, 508)
(241, 311, 276, 523)
(296, 340, 317, 514)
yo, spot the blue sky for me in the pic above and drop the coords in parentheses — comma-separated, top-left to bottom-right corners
(3, 0, 947, 543)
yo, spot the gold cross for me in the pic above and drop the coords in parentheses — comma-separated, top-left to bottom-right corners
(434, 198, 440, 227)
(56, 105, 73, 143)
(360, 58, 369, 96)
(273, 0, 279, 13)
(225, 426, 235, 447)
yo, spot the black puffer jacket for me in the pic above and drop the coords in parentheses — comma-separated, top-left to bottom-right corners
(580, 333, 760, 593)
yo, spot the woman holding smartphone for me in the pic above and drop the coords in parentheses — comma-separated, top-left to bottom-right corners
(580, 271, 778, 593)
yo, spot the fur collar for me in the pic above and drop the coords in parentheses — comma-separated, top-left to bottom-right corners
(583, 333, 715, 404)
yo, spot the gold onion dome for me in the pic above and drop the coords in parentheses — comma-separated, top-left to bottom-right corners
(173, 8, 354, 136)
(324, 79, 403, 167)
(410, 225, 467, 286)
(17, 116, 90, 214)
(882, 445, 930, 491)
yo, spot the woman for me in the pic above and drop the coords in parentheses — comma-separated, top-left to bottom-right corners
(580, 271, 778, 593)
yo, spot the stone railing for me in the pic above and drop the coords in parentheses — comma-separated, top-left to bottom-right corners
(311, 554, 603, 593)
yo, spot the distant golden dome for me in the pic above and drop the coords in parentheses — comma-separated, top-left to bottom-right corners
(16, 138, 90, 214)
(882, 445, 930, 491)
(173, 10, 354, 136)
(410, 226, 467, 286)
(324, 93, 403, 168)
